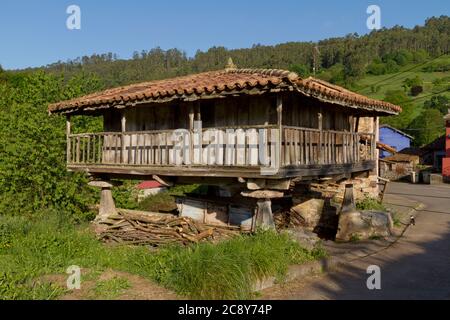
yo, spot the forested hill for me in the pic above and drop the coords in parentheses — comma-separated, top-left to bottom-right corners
(15, 16, 450, 88)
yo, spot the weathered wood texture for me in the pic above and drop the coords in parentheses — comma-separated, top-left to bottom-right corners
(67, 126, 374, 172)
(67, 93, 376, 179)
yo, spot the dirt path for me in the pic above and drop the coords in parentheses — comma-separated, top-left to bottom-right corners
(260, 182, 450, 300)
(41, 269, 179, 300)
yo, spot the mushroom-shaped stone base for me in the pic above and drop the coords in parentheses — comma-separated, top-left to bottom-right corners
(88, 180, 119, 222)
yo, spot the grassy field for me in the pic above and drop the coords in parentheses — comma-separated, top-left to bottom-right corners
(354, 55, 450, 120)
(0, 210, 326, 300)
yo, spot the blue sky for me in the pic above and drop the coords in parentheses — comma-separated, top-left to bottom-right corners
(0, 0, 448, 70)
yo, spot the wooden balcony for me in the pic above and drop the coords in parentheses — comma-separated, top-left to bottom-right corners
(67, 125, 375, 179)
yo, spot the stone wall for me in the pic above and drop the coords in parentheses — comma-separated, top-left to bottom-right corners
(380, 161, 414, 181)
(290, 175, 380, 237)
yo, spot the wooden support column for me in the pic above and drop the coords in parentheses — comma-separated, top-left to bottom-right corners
(373, 116, 379, 175)
(277, 96, 283, 166)
(195, 101, 201, 121)
(318, 112, 323, 164)
(66, 115, 71, 164)
(120, 112, 127, 164)
(189, 103, 195, 164)
(349, 115, 354, 163)
(355, 116, 360, 133)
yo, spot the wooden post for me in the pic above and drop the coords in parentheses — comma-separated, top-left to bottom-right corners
(66, 115, 71, 164)
(318, 112, 323, 164)
(189, 103, 195, 164)
(355, 116, 360, 133)
(349, 115, 354, 163)
(277, 96, 283, 166)
(121, 112, 126, 164)
(373, 116, 379, 175)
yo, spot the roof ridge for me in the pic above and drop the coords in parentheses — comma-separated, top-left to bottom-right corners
(303, 77, 354, 94)
(226, 68, 300, 82)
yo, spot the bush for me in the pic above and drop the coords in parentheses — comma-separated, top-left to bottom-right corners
(0, 71, 104, 219)
(356, 198, 386, 211)
(410, 85, 423, 96)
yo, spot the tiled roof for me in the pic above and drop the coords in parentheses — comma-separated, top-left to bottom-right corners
(136, 180, 163, 190)
(48, 68, 401, 115)
(384, 153, 420, 163)
(297, 77, 401, 114)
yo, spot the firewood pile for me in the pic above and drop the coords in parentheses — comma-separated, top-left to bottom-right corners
(97, 209, 241, 247)
(273, 209, 306, 230)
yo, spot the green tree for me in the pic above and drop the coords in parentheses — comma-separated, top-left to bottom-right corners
(424, 95, 450, 115)
(409, 109, 445, 146)
(380, 90, 415, 129)
(289, 64, 310, 78)
(0, 71, 103, 217)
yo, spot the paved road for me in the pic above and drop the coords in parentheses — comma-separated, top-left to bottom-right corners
(261, 182, 450, 300)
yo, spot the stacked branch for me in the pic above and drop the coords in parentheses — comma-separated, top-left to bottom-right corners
(97, 209, 241, 247)
(273, 208, 307, 230)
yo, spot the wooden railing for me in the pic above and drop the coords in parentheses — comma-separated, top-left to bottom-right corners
(68, 126, 280, 167)
(67, 126, 375, 168)
(281, 126, 375, 166)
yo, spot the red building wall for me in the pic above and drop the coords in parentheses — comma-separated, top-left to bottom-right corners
(443, 121, 450, 180)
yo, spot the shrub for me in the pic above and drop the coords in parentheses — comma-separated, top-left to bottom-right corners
(356, 198, 386, 211)
(0, 71, 104, 219)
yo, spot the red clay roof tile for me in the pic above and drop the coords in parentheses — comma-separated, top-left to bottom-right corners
(48, 68, 401, 115)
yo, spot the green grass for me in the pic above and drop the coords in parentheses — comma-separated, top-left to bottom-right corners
(354, 56, 450, 119)
(89, 277, 131, 300)
(137, 184, 202, 212)
(0, 211, 325, 300)
(356, 198, 387, 212)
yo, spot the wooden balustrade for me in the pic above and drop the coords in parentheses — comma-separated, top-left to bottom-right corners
(281, 126, 374, 166)
(68, 126, 375, 168)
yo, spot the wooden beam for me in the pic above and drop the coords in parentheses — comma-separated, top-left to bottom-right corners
(318, 112, 323, 164)
(67, 160, 376, 180)
(355, 116, 360, 133)
(194, 101, 201, 121)
(277, 95, 283, 166)
(121, 112, 126, 164)
(189, 103, 195, 131)
(189, 103, 195, 164)
(373, 116, 379, 175)
(66, 115, 71, 164)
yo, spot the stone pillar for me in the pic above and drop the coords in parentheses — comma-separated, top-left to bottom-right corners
(88, 180, 119, 222)
(256, 199, 275, 230)
(341, 184, 356, 213)
(241, 190, 283, 231)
